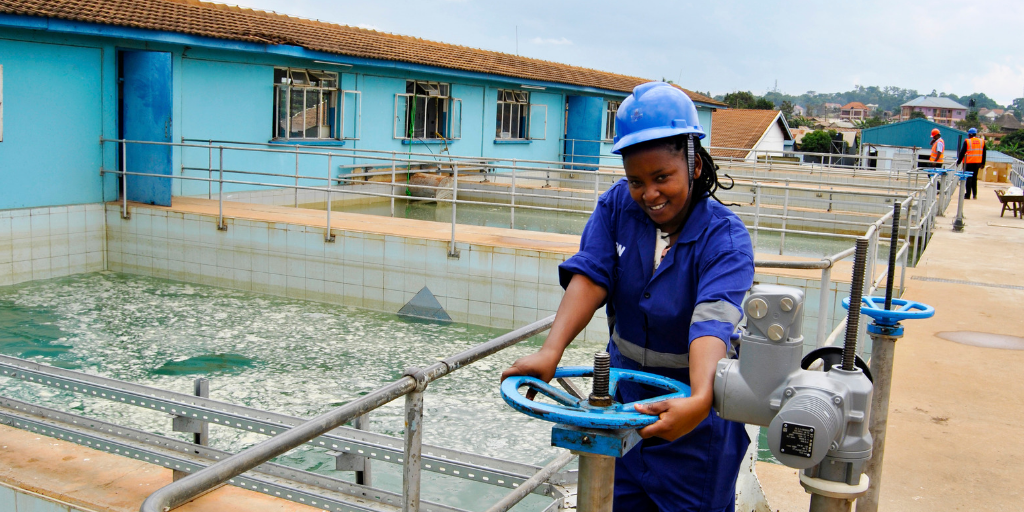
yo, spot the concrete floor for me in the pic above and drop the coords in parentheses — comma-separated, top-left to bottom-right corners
(758, 180, 1024, 511)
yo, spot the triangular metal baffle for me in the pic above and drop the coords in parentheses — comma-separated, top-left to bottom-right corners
(397, 287, 452, 323)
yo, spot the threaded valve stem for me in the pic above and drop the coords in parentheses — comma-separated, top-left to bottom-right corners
(589, 351, 613, 407)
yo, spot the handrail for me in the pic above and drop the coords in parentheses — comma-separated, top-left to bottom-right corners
(140, 315, 556, 512)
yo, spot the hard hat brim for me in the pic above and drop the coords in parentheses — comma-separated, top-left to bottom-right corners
(612, 126, 706, 155)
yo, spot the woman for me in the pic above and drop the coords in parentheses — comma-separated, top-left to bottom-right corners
(500, 82, 754, 511)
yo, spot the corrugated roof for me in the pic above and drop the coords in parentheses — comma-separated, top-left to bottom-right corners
(708, 109, 785, 159)
(901, 96, 968, 109)
(0, 0, 724, 105)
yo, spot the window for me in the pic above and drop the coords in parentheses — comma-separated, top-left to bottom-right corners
(605, 100, 620, 141)
(495, 89, 546, 140)
(394, 80, 461, 140)
(273, 67, 360, 140)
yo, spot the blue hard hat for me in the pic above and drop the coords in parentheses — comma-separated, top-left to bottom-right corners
(612, 82, 705, 155)
(968, 128, 978, 135)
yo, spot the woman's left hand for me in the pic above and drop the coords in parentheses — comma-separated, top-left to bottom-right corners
(634, 396, 710, 441)
(633, 335, 726, 441)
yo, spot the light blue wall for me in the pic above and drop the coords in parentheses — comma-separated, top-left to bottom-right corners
(0, 20, 682, 208)
(0, 37, 106, 209)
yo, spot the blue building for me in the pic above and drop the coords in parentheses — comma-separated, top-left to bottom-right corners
(0, 0, 723, 210)
(860, 118, 969, 170)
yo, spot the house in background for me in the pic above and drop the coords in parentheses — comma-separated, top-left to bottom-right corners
(898, 96, 968, 126)
(0, 0, 724, 211)
(792, 104, 806, 116)
(709, 109, 793, 160)
(992, 113, 1022, 133)
(979, 108, 1004, 122)
(840, 102, 868, 122)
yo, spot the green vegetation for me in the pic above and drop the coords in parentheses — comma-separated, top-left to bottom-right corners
(956, 111, 982, 131)
(993, 129, 1024, 159)
(799, 129, 837, 153)
(788, 116, 815, 129)
(908, 111, 927, 120)
(855, 116, 887, 129)
(722, 91, 775, 110)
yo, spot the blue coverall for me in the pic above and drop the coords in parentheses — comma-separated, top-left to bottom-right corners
(559, 179, 755, 512)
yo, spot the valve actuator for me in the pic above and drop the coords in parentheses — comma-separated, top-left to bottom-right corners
(714, 285, 873, 484)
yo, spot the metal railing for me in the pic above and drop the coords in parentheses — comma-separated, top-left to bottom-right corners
(104, 139, 938, 260)
(0, 317, 575, 512)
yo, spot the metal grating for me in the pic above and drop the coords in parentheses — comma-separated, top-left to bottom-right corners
(910, 276, 1024, 291)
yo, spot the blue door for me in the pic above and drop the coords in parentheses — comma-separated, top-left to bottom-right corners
(122, 51, 173, 206)
(564, 95, 603, 171)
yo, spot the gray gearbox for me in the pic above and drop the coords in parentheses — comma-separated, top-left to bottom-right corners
(714, 284, 873, 480)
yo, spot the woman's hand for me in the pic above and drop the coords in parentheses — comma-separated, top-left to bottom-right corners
(634, 396, 712, 441)
(499, 274, 607, 396)
(634, 335, 727, 441)
(500, 347, 562, 384)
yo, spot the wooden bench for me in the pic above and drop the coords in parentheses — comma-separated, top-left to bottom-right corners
(995, 189, 1024, 218)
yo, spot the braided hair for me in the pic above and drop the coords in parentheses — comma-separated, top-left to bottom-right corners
(619, 134, 735, 207)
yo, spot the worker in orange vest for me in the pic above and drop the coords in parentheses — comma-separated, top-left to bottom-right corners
(928, 128, 945, 168)
(956, 127, 986, 199)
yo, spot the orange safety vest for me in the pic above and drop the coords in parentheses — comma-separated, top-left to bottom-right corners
(930, 137, 945, 163)
(965, 137, 984, 164)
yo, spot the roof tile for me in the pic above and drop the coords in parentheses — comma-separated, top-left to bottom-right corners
(708, 109, 783, 159)
(0, 0, 724, 105)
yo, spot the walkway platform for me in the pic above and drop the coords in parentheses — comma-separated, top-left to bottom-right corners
(759, 180, 1024, 511)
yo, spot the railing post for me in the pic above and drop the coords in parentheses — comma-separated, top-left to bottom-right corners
(779, 179, 790, 255)
(121, 139, 130, 220)
(208, 139, 213, 200)
(510, 159, 517, 229)
(817, 266, 832, 348)
(753, 183, 761, 249)
(171, 377, 209, 482)
(448, 163, 460, 258)
(391, 151, 397, 217)
(402, 388, 424, 512)
(217, 146, 227, 231)
(294, 145, 300, 208)
(325, 153, 335, 242)
(593, 169, 600, 209)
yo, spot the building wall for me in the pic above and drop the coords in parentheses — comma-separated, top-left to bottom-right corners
(0, 24, 643, 211)
(0, 204, 106, 286)
(752, 121, 788, 156)
(0, 34, 116, 210)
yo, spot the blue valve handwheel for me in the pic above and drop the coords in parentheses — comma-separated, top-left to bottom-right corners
(842, 296, 935, 325)
(500, 366, 690, 429)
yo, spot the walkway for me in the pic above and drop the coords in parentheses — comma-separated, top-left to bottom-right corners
(758, 179, 1024, 511)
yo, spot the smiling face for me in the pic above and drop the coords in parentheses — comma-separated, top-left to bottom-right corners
(623, 144, 702, 234)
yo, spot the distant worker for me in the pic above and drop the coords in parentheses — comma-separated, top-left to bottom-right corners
(928, 128, 945, 168)
(956, 127, 986, 199)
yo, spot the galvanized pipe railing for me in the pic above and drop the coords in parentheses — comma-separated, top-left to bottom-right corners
(107, 139, 932, 260)
(140, 315, 556, 512)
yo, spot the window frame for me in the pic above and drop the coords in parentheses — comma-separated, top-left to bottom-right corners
(496, 89, 531, 140)
(604, 100, 621, 141)
(272, 67, 360, 141)
(393, 80, 461, 141)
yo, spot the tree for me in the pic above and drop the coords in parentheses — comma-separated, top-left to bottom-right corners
(752, 97, 775, 110)
(956, 111, 982, 131)
(994, 129, 1024, 159)
(723, 91, 758, 109)
(788, 116, 815, 128)
(799, 130, 837, 153)
(780, 100, 794, 119)
(855, 116, 887, 129)
(1011, 98, 1024, 119)
(908, 111, 927, 120)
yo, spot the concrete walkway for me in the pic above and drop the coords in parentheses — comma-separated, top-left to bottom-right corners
(758, 179, 1024, 511)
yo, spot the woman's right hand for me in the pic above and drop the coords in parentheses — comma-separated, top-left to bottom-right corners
(500, 347, 562, 384)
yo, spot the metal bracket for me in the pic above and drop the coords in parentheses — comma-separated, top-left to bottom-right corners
(551, 424, 641, 458)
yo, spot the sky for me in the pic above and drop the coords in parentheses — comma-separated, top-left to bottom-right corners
(233, 0, 1024, 105)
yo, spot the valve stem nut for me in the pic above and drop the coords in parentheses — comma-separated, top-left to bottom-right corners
(589, 351, 613, 407)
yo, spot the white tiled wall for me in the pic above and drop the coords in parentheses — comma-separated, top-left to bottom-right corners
(105, 204, 609, 340)
(0, 204, 105, 286)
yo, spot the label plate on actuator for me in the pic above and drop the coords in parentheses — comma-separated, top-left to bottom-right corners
(779, 422, 814, 458)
